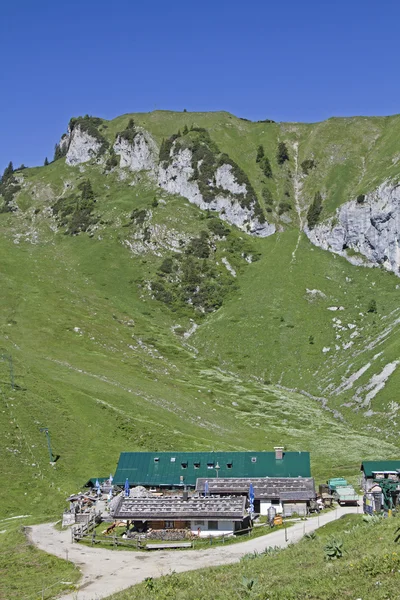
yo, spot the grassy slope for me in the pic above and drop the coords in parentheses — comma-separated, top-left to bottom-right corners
(108, 514, 400, 600)
(2, 110, 400, 598)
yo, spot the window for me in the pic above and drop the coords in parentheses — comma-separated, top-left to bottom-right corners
(165, 521, 174, 529)
(227, 462, 233, 469)
(251, 457, 257, 463)
(208, 521, 218, 530)
(194, 520, 204, 526)
(207, 462, 214, 469)
(154, 457, 159, 463)
(170, 457, 176, 463)
(181, 462, 188, 469)
(194, 462, 200, 469)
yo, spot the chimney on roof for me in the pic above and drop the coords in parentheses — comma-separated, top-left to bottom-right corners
(274, 446, 284, 460)
(182, 490, 189, 501)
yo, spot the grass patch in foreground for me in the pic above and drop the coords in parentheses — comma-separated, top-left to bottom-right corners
(0, 519, 80, 600)
(107, 514, 400, 600)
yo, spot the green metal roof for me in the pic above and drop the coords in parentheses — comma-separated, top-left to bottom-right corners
(113, 451, 311, 487)
(361, 460, 400, 477)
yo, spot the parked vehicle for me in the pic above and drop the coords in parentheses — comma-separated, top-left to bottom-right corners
(327, 478, 358, 506)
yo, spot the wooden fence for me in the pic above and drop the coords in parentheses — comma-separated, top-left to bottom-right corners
(71, 511, 101, 543)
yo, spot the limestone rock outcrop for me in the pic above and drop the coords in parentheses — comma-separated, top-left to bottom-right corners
(306, 181, 400, 274)
(65, 126, 102, 166)
(157, 145, 275, 237)
(114, 131, 157, 172)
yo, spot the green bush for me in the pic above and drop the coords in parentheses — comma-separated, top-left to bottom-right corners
(130, 208, 147, 225)
(357, 194, 366, 204)
(207, 219, 230, 237)
(324, 538, 344, 561)
(0, 162, 20, 212)
(186, 231, 210, 258)
(105, 149, 119, 171)
(159, 134, 180, 163)
(261, 157, 272, 178)
(262, 188, 273, 205)
(117, 118, 138, 144)
(159, 257, 174, 274)
(367, 299, 377, 313)
(52, 178, 97, 235)
(256, 145, 264, 163)
(277, 141, 289, 165)
(54, 141, 68, 161)
(306, 191, 323, 229)
(278, 201, 291, 215)
(301, 159, 315, 174)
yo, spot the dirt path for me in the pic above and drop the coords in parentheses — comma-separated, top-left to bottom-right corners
(28, 504, 360, 600)
(290, 140, 303, 265)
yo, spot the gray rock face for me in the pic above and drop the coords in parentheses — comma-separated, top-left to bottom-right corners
(306, 181, 400, 274)
(114, 131, 157, 172)
(157, 145, 275, 237)
(65, 126, 102, 166)
(59, 133, 70, 154)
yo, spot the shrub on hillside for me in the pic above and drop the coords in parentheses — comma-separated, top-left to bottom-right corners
(301, 159, 316, 174)
(207, 218, 230, 237)
(52, 178, 97, 235)
(261, 157, 272, 178)
(256, 145, 264, 163)
(186, 231, 210, 258)
(306, 191, 323, 229)
(357, 194, 366, 204)
(278, 201, 291, 215)
(262, 188, 273, 205)
(277, 142, 289, 165)
(105, 148, 119, 171)
(0, 161, 20, 213)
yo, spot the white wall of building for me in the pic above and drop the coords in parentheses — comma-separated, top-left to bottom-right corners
(260, 500, 282, 515)
(190, 519, 235, 537)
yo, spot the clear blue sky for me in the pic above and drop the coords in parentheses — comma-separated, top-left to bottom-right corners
(1, 0, 400, 171)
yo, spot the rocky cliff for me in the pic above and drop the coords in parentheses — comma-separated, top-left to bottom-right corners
(65, 125, 103, 166)
(306, 181, 400, 274)
(158, 142, 275, 237)
(114, 130, 157, 172)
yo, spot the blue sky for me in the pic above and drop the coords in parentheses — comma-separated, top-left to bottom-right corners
(1, 0, 400, 171)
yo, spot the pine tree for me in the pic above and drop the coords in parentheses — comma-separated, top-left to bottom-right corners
(256, 145, 264, 163)
(2, 161, 14, 181)
(277, 142, 289, 165)
(261, 157, 272, 178)
(44, 157, 49, 166)
(183, 125, 189, 135)
(306, 191, 323, 229)
(127, 118, 135, 129)
(79, 179, 95, 203)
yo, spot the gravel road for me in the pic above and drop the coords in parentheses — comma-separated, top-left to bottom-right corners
(28, 503, 360, 600)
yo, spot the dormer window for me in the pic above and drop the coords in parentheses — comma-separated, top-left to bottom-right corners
(227, 462, 233, 469)
(170, 457, 176, 463)
(251, 457, 257, 463)
(181, 462, 188, 469)
(154, 457, 159, 463)
(194, 462, 200, 469)
(207, 462, 214, 469)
